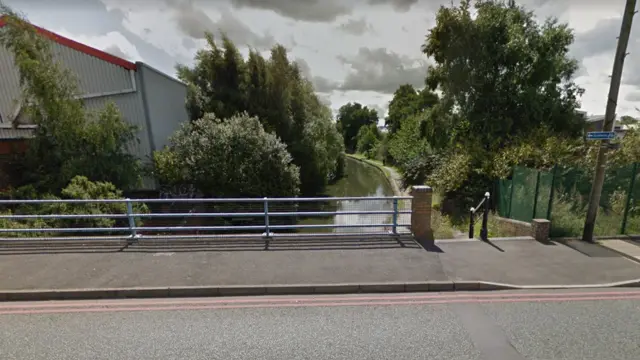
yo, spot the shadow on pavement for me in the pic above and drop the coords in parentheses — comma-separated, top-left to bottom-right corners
(0, 235, 422, 255)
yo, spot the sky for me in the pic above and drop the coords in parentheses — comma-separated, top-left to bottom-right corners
(3, 0, 640, 120)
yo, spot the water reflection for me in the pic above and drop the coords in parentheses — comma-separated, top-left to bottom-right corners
(298, 157, 395, 233)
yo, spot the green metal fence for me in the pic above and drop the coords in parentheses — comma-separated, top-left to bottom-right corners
(497, 163, 640, 237)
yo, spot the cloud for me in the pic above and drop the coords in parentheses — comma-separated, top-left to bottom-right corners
(229, 0, 349, 22)
(570, 14, 640, 88)
(367, 102, 388, 118)
(52, 29, 143, 61)
(337, 17, 374, 36)
(294, 58, 340, 93)
(169, 1, 275, 49)
(227, 0, 419, 22)
(625, 91, 640, 102)
(337, 47, 427, 93)
(366, 0, 418, 12)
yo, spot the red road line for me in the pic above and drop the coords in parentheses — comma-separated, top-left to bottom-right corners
(1, 289, 639, 310)
(1, 294, 640, 315)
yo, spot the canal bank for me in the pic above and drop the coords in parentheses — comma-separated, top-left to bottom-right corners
(344, 154, 405, 196)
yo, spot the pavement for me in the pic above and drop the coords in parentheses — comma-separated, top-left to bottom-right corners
(1, 289, 640, 360)
(1, 236, 640, 300)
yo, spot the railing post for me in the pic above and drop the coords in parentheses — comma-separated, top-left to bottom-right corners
(620, 162, 638, 234)
(468, 207, 475, 239)
(480, 192, 490, 241)
(263, 197, 271, 238)
(391, 196, 398, 235)
(125, 198, 137, 239)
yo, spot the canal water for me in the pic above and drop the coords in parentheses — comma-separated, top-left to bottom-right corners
(298, 156, 395, 232)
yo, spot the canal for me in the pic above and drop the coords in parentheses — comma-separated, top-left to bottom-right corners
(298, 156, 395, 232)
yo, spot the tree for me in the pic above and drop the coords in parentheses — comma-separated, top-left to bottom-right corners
(619, 115, 639, 125)
(423, 0, 584, 152)
(0, 6, 141, 193)
(176, 34, 344, 196)
(336, 102, 379, 153)
(153, 113, 300, 198)
(356, 124, 380, 158)
(386, 85, 438, 134)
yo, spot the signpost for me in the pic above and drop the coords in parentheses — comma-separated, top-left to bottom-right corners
(586, 131, 616, 140)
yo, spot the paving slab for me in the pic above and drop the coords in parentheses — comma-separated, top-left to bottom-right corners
(436, 239, 640, 285)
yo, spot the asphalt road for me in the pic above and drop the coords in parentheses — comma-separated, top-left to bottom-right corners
(1, 289, 639, 360)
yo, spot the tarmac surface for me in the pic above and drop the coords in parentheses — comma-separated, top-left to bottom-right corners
(0, 236, 639, 291)
(1, 288, 639, 360)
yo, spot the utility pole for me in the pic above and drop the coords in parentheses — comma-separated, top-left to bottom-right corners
(582, 0, 637, 242)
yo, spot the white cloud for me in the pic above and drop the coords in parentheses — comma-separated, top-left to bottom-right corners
(4, 0, 636, 117)
(52, 29, 144, 61)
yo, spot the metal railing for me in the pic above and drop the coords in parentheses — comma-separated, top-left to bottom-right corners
(469, 192, 490, 241)
(0, 196, 412, 240)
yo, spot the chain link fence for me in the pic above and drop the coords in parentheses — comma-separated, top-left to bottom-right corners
(497, 163, 640, 237)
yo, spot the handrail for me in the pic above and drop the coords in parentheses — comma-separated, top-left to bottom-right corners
(0, 196, 413, 240)
(469, 192, 490, 241)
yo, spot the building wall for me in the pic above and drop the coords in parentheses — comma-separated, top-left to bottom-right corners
(136, 62, 189, 152)
(0, 38, 157, 190)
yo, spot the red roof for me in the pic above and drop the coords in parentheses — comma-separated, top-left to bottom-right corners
(0, 15, 136, 70)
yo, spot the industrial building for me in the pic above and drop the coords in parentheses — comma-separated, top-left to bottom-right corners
(0, 16, 189, 190)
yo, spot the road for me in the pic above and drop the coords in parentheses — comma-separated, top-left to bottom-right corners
(1, 289, 639, 360)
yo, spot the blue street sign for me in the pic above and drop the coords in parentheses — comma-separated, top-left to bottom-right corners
(586, 131, 616, 140)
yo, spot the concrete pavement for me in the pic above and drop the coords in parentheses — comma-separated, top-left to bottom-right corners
(1, 236, 640, 300)
(1, 289, 639, 360)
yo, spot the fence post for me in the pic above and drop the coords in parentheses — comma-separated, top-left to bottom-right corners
(468, 207, 475, 239)
(125, 198, 137, 239)
(546, 165, 558, 220)
(620, 162, 638, 234)
(532, 171, 541, 219)
(263, 197, 271, 238)
(507, 166, 516, 218)
(480, 192, 490, 241)
(392, 196, 398, 235)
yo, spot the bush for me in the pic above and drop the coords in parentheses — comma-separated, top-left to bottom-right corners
(154, 112, 301, 198)
(0, 176, 148, 237)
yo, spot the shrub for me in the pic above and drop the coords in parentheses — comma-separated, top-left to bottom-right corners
(153, 112, 301, 198)
(0, 176, 148, 237)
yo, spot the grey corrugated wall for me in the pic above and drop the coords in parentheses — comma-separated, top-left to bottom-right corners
(136, 62, 189, 153)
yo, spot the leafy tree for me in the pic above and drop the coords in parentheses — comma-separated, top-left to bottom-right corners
(423, 0, 584, 152)
(0, 6, 141, 193)
(153, 113, 300, 198)
(388, 112, 432, 169)
(176, 34, 343, 195)
(619, 115, 639, 126)
(386, 85, 438, 134)
(336, 102, 379, 153)
(356, 124, 381, 158)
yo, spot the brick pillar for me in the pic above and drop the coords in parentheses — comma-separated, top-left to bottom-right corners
(411, 185, 433, 244)
(531, 219, 551, 242)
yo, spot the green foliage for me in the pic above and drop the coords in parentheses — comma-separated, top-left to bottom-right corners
(336, 102, 379, 153)
(387, 112, 432, 169)
(386, 85, 438, 134)
(0, 7, 141, 193)
(422, 0, 584, 152)
(153, 112, 300, 198)
(0, 176, 148, 237)
(176, 34, 343, 195)
(355, 124, 380, 158)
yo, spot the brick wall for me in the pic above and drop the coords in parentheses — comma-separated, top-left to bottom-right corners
(493, 216, 532, 237)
